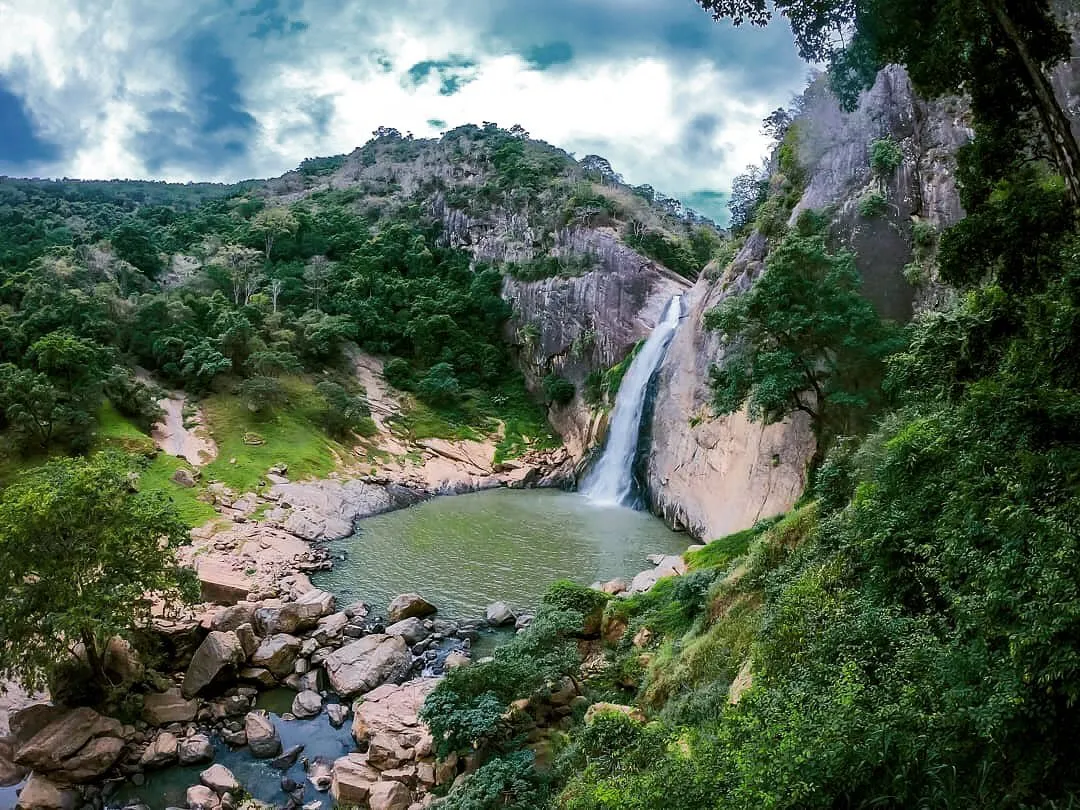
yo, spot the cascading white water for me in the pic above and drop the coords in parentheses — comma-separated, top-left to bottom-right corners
(581, 295, 682, 506)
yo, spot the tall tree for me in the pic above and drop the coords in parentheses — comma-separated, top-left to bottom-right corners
(693, 0, 1080, 208)
(705, 221, 902, 446)
(0, 452, 197, 691)
(250, 206, 298, 262)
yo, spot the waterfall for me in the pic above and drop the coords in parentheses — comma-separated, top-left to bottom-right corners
(581, 296, 683, 507)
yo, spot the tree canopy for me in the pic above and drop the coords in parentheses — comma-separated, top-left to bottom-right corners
(0, 452, 197, 692)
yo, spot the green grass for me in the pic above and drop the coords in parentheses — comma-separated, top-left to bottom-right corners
(201, 377, 347, 492)
(138, 453, 218, 526)
(686, 527, 760, 571)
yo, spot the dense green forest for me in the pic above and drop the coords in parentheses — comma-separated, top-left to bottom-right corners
(418, 2, 1080, 808)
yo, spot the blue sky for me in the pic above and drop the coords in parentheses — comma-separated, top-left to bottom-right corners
(0, 0, 806, 223)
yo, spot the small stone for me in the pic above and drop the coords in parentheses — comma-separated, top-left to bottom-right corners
(270, 744, 304, 770)
(244, 711, 281, 758)
(178, 734, 214, 766)
(485, 602, 515, 627)
(444, 651, 470, 670)
(325, 703, 349, 728)
(185, 785, 220, 810)
(292, 691, 322, 719)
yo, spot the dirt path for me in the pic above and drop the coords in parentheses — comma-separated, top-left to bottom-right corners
(152, 393, 217, 466)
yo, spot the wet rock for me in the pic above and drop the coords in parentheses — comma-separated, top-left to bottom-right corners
(185, 785, 220, 810)
(291, 691, 322, 719)
(200, 764, 240, 794)
(143, 689, 198, 726)
(0, 737, 28, 787)
(306, 757, 334, 792)
(323, 635, 411, 698)
(279, 589, 335, 633)
(384, 618, 429, 646)
(251, 634, 302, 678)
(270, 745, 303, 770)
(177, 734, 214, 766)
(244, 711, 281, 759)
(367, 780, 412, 810)
(386, 594, 436, 623)
(485, 602, 516, 627)
(600, 578, 629, 595)
(182, 632, 244, 698)
(139, 732, 178, 768)
(325, 704, 349, 729)
(343, 602, 369, 620)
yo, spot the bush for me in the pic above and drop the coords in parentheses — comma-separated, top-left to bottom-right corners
(441, 751, 550, 810)
(416, 363, 461, 407)
(236, 376, 287, 414)
(315, 380, 374, 438)
(858, 192, 888, 218)
(869, 137, 904, 177)
(542, 374, 575, 406)
(383, 357, 414, 391)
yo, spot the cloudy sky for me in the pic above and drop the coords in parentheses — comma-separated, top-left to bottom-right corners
(0, 0, 807, 223)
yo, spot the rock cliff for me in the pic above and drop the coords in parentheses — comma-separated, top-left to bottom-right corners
(647, 66, 976, 540)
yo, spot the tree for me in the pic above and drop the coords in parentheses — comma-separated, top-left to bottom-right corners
(704, 220, 901, 445)
(304, 256, 333, 312)
(0, 452, 197, 691)
(250, 206, 298, 262)
(217, 244, 264, 307)
(417, 362, 461, 407)
(728, 163, 769, 235)
(315, 381, 372, 438)
(692, 0, 1080, 209)
(110, 220, 163, 277)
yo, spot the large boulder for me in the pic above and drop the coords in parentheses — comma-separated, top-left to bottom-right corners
(387, 594, 436, 623)
(485, 602, 516, 627)
(243, 711, 281, 759)
(312, 612, 349, 646)
(323, 635, 411, 698)
(143, 689, 198, 726)
(291, 691, 322, 719)
(351, 679, 437, 756)
(182, 631, 244, 698)
(250, 634, 301, 678)
(15, 774, 77, 810)
(384, 617, 429, 646)
(200, 764, 240, 794)
(139, 731, 178, 768)
(178, 734, 214, 766)
(279, 589, 335, 632)
(14, 707, 124, 783)
(368, 780, 413, 810)
(209, 603, 257, 633)
(330, 753, 380, 804)
(185, 784, 220, 810)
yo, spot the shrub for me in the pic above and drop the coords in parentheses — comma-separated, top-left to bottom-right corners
(869, 137, 904, 177)
(315, 380, 374, 438)
(417, 363, 461, 406)
(858, 191, 888, 218)
(542, 374, 575, 406)
(236, 376, 287, 413)
(383, 357, 414, 391)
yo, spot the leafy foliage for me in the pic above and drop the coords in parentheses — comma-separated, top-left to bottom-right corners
(0, 452, 197, 692)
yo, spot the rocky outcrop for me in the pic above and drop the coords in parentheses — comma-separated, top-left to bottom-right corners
(182, 632, 245, 698)
(503, 239, 690, 458)
(646, 66, 977, 542)
(12, 707, 125, 784)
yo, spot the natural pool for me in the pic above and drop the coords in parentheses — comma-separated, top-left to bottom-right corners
(103, 489, 684, 810)
(315, 488, 687, 619)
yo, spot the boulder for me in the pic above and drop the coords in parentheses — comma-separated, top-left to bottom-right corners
(186, 784, 220, 810)
(103, 636, 144, 684)
(350, 680, 437, 751)
(270, 745, 303, 770)
(14, 707, 124, 782)
(238, 667, 276, 688)
(8, 705, 65, 745)
(250, 634, 302, 678)
(178, 734, 214, 766)
(197, 563, 252, 605)
(0, 737, 28, 787)
(485, 602, 516, 627)
(172, 468, 197, 487)
(444, 651, 470, 670)
(312, 612, 349, 646)
(600, 578, 629, 595)
(330, 753, 379, 804)
(279, 589, 335, 632)
(15, 774, 76, 810)
(243, 711, 281, 759)
(200, 764, 240, 794)
(209, 603, 256, 633)
(387, 594, 436, 623)
(235, 623, 260, 659)
(139, 731, 179, 768)
(325, 703, 349, 729)
(306, 757, 334, 792)
(182, 631, 244, 698)
(143, 689, 198, 726)
(584, 702, 646, 725)
(384, 617, 429, 646)
(323, 635, 411, 698)
(291, 691, 322, 719)
(368, 780, 413, 810)
(628, 556, 687, 594)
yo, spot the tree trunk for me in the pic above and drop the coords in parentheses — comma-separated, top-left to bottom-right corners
(988, 0, 1080, 209)
(80, 629, 108, 686)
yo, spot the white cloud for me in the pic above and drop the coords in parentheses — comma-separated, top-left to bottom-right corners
(0, 0, 806, 216)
